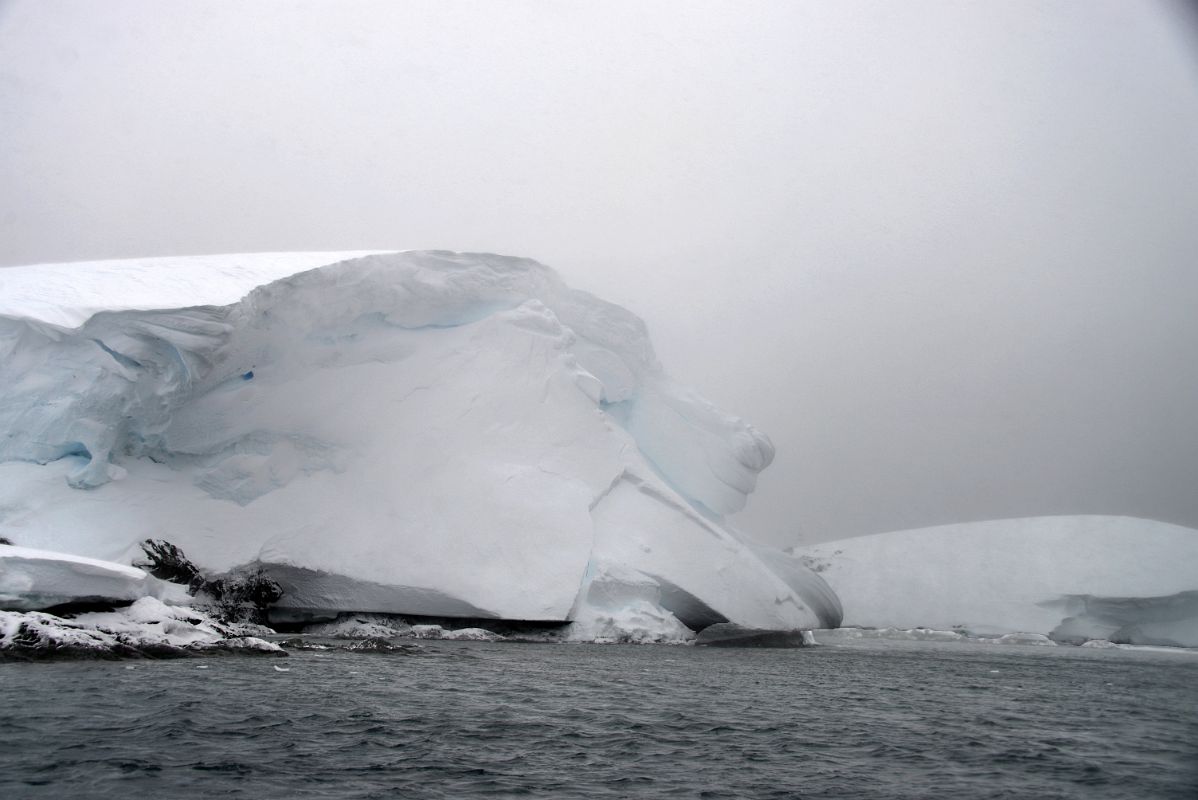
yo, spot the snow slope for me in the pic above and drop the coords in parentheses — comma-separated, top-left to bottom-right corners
(794, 516, 1198, 646)
(0, 251, 840, 634)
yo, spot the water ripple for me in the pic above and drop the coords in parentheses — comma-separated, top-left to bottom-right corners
(0, 641, 1195, 798)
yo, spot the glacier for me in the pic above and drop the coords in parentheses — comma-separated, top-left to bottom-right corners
(0, 250, 841, 638)
(793, 516, 1198, 647)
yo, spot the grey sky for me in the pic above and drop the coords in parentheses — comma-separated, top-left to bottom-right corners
(2, 1, 1196, 544)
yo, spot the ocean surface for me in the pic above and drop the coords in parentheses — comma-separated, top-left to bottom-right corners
(1, 637, 1195, 799)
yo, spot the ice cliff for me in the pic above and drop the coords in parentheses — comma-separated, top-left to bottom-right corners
(0, 251, 841, 636)
(794, 516, 1198, 647)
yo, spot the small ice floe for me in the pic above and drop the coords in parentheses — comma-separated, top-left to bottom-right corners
(273, 664, 290, 672)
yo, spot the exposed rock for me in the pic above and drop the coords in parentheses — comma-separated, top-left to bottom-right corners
(344, 637, 424, 654)
(134, 539, 202, 587)
(133, 539, 284, 626)
(196, 568, 284, 625)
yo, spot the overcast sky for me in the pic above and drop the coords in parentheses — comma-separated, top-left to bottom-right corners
(2, 1, 1196, 545)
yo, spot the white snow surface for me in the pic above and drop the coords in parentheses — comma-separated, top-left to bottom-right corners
(0, 544, 187, 611)
(0, 251, 838, 634)
(0, 251, 388, 328)
(794, 516, 1198, 646)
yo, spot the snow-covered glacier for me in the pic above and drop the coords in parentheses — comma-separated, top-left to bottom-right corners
(793, 516, 1198, 647)
(0, 251, 841, 637)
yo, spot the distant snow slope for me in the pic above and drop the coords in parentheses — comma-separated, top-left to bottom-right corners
(0, 251, 840, 634)
(794, 516, 1198, 646)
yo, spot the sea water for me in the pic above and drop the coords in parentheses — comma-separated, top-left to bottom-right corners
(1, 638, 1195, 799)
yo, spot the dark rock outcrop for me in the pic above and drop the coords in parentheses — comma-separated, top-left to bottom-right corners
(134, 539, 283, 625)
(134, 539, 201, 587)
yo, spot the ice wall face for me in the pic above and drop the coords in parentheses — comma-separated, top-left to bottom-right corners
(0, 251, 837, 632)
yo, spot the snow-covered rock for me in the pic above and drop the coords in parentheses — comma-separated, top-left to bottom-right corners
(0, 251, 840, 635)
(408, 624, 505, 642)
(301, 613, 413, 639)
(0, 544, 188, 611)
(290, 614, 504, 641)
(0, 597, 283, 659)
(793, 516, 1198, 646)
